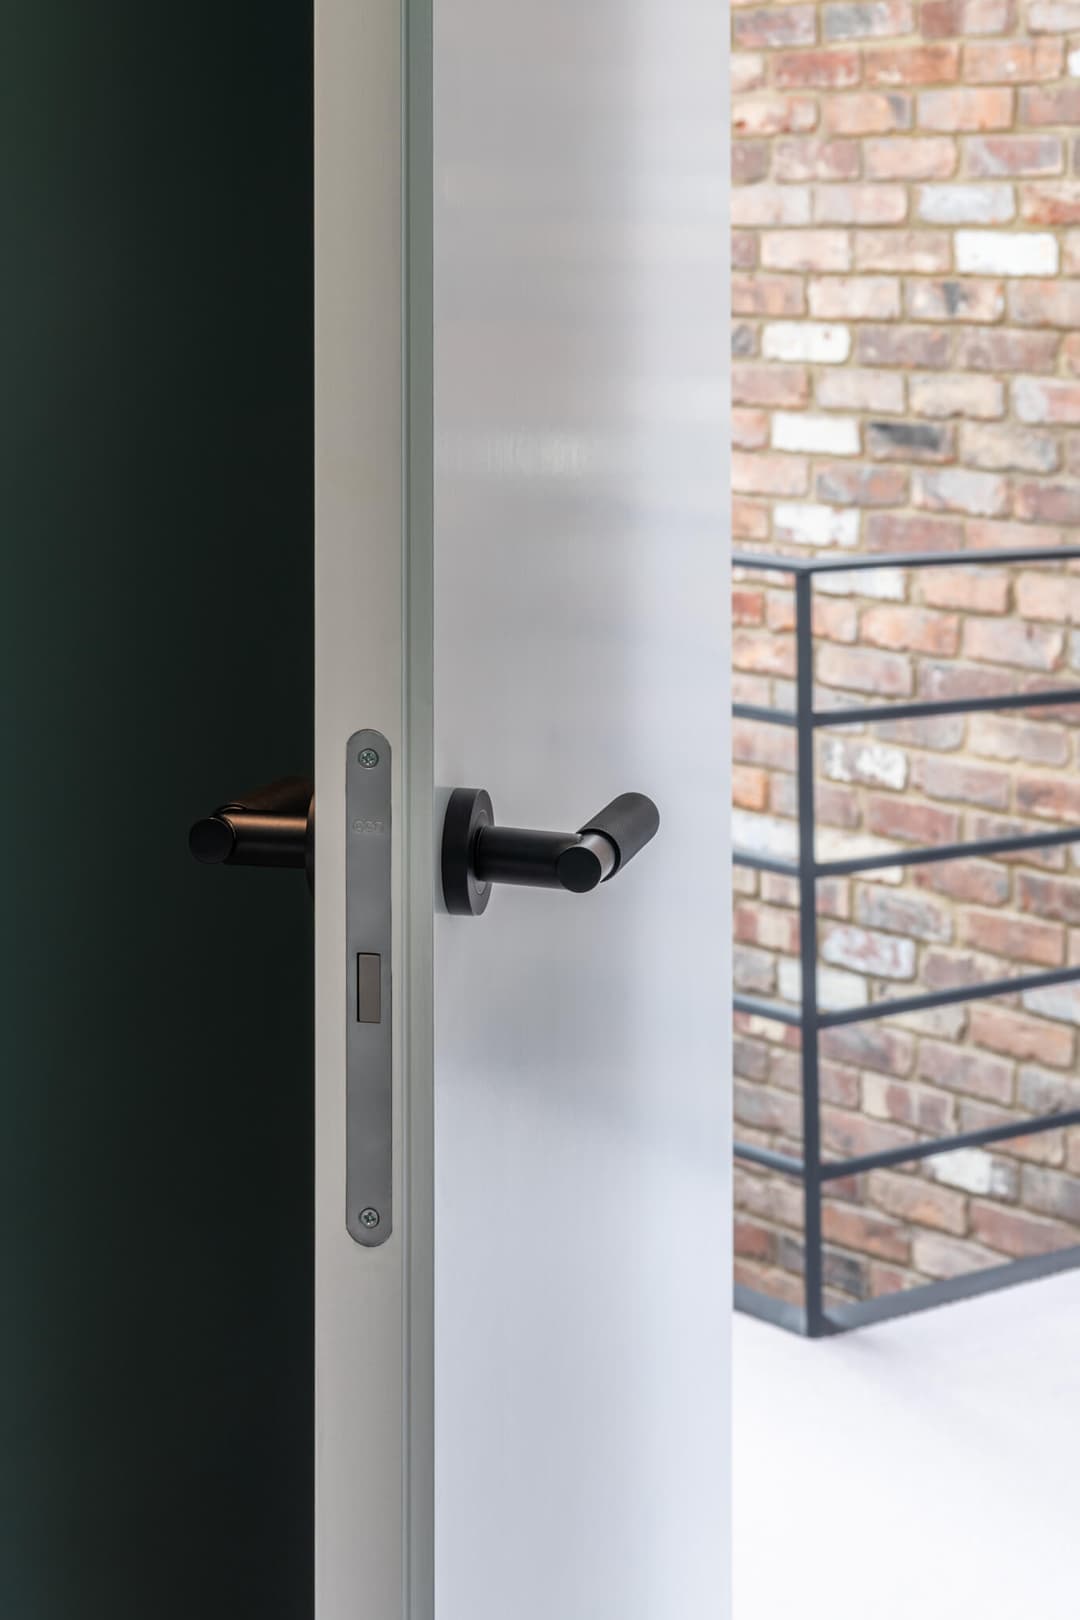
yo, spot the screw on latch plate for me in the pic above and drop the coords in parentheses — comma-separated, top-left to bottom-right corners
(359, 1207, 380, 1229)
(358, 749, 380, 768)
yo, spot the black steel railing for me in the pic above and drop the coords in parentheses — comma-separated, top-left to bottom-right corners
(732, 545, 1080, 1337)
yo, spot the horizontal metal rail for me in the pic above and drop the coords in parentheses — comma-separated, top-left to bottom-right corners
(812, 825, 1080, 878)
(735, 1107, 1080, 1184)
(733, 1141, 805, 1177)
(818, 964, 1080, 1030)
(732, 701, 798, 728)
(733, 992, 802, 1028)
(733, 544, 1080, 576)
(734, 826, 1080, 880)
(812, 687, 1080, 729)
(818, 1108, 1080, 1182)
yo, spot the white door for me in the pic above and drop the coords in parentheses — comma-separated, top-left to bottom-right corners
(315, 1, 731, 1616)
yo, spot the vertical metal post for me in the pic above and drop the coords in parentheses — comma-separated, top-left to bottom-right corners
(794, 573, 826, 1337)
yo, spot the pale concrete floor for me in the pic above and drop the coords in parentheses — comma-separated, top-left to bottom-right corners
(734, 1268, 1080, 1620)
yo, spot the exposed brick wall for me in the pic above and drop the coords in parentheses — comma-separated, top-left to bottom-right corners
(731, 0, 1080, 1306)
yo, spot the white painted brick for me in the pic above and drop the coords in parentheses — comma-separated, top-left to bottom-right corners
(778, 958, 870, 1011)
(771, 412, 860, 456)
(773, 502, 860, 548)
(732, 809, 798, 862)
(917, 183, 1015, 225)
(927, 1149, 1016, 1199)
(914, 466, 1010, 517)
(815, 567, 907, 601)
(1021, 981, 1080, 1025)
(821, 737, 909, 790)
(761, 321, 852, 364)
(822, 924, 917, 980)
(954, 230, 1059, 277)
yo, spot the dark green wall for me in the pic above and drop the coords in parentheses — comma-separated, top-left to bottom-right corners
(6, 5, 314, 1615)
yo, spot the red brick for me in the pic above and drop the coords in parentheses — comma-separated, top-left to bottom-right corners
(734, 6, 817, 49)
(959, 1100, 1067, 1163)
(867, 795, 962, 844)
(868, 1169, 967, 1235)
(1019, 183, 1080, 225)
(1019, 1166, 1080, 1225)
(1017, 872, 1080, 927)
(821, 1023, 916, 1076)
(774, 49, 862, 89)
(970, 1202, 1076, 1257)
(919, 567, 1009, 613)
(865, 511, 964, 550)
(864, 43, 961, 83)
(1015, 571, 1080, 622)
(906, 278, 1005, 322)
(966, 134, 1064, 177)
(732, 142, 771, 187)
(822, 1107, 916, 1159)
(774, 138, 860, 182)
(732, 451, 809, 497)
(918, 86, 1014, 131)
(733, 497, 771, 542)
(732, 362, 810, 409)
(824, 91, 912, 134)
(732, 273, 806, 318)
(733, 718, 797, 770)
(856, 324, 951, 366)
(918, 1038, 1015, 1102)
(734, 1219, 776, 1262)
(912, 755, 1011, 809)
(1019, 84, 1080, 126)
(914, 857, 1010, 905)
(817, 464, 911, 506)
(963, 39, 1064, 79)
(734, 94, 820, 137)
(732, 408, 769, 451)
(963, 616, 1065, 671)
(921, 0, 1016, 35)
(732, 587, 766, 627)
(761, 229, 852, 272)
(733, 764, 770, 812)
(864, 135, 957, 179)
(823, 1203, 911, 1263)
(953, 328, 1060, 373)
(971, 1001, 1076, 1067)
(854, 232, 952, 273)
(855, 884, 953, 942)
(1016, 773, 1080, 822)
(959, 907, 1066, 967)
(1013, 482, 1080, 526)
(968, 712, 1070, 765)
(818, 642, 914, 695)
(861, 604, 960, 655)
(731, 232, 758, 271)
(813, 183, 909, 225)
(734, 629, 797, 677)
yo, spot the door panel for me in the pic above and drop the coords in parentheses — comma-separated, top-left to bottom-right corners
(433, 4, 731, 1616)
(9, 5, 314, 1617)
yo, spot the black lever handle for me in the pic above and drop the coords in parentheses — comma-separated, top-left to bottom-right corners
(189, 775, 315, 891)
(442, 787, 660, 916)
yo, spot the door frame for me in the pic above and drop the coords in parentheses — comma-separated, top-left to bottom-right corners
(315, 0, 434, 1613)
